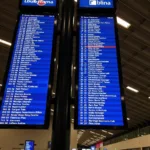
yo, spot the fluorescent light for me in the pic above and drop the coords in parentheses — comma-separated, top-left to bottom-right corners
(102, 130, 113, 135)
(72, 105, 75, 109)
(101, 135, 106, 138)
(52, 92, 56, 95)
(96, 133, 101, 136)
(108, 132, 113, 135)
(0, 84, 2, 87)
(127, 118, 130, 121)
(117, 17, 131, 29)
(126, 86, 139, 93)
(0, 39, 11, 46)
(51, 109, 54, 112)
(90, 131, 95, 134)
(90, 131, 101, 136)
(74, 0, 77, 2)
(74, 66, 76, 70)
(94, 136, 98, 138)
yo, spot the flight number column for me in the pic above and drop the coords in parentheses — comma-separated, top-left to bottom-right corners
(79, 17, 88, 125)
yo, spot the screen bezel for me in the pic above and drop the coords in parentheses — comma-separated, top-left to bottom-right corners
(24, 140, 35, 150)
(0, 13, 57, 129)
(78, 0, 116, 14)
(19, 0, 58, 13)
(74, 14, 128, 129)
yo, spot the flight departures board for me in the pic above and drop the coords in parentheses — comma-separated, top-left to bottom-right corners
(0, 14, 56, 129)
(75, 16, 127, 129)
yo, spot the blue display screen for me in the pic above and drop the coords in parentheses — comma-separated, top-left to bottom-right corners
(0, 15, 55, 125)
(22, 0, 56, 7)
(25, 141, 34, 150)
(91, 146, 96, 150)
(80, 0, 114, 8)
(78, 16, 124, 126)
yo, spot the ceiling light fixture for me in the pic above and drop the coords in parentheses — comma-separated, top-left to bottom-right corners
(148, 97, 150, 99)
(52, 92, 56, 95)
(72, 105, 75, 109)
(51, 109, 54, 112)
(102, 130, 107, 133)
(90, 131, 101, 136)
(0, 84, 2, 87)
(90, 131, 95, 134)
(94, 135, 98, 138)
(101, 135, 106, 138)
(116, 17, 131, 29)
(108, 132, 113, 135)
(0, 39, 11, 46)
(126, 86, 139, 93)
(127, 118, 130, 121)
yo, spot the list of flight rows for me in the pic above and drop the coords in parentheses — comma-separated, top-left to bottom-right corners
(78, 17, 123, 125)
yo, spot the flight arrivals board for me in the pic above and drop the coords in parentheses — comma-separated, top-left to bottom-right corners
(0, 14, 55, 128)
(75, 16, 127, 129)
(79, 0, 114, 8)
(21, 0, 56, 7)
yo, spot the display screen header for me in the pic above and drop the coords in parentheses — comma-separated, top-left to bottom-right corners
(22, 0, 56, 7)
(79, 0, 114, 8)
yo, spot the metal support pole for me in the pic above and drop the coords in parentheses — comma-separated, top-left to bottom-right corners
(51, 0, 74, 149)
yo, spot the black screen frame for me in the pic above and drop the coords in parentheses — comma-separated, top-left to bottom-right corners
(0, 12, 57, 129)
(74, 14, 128, 130)
(24, 140, 35, 150)
(78, 0, 117, 14)
(19, 0, 58, 13)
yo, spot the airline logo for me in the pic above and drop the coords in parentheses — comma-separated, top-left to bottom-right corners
(37, 0, 46, 6)
(23, 0, 54, 6)
(89, 0, 96, 5)
(89, 0, 112, 6)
